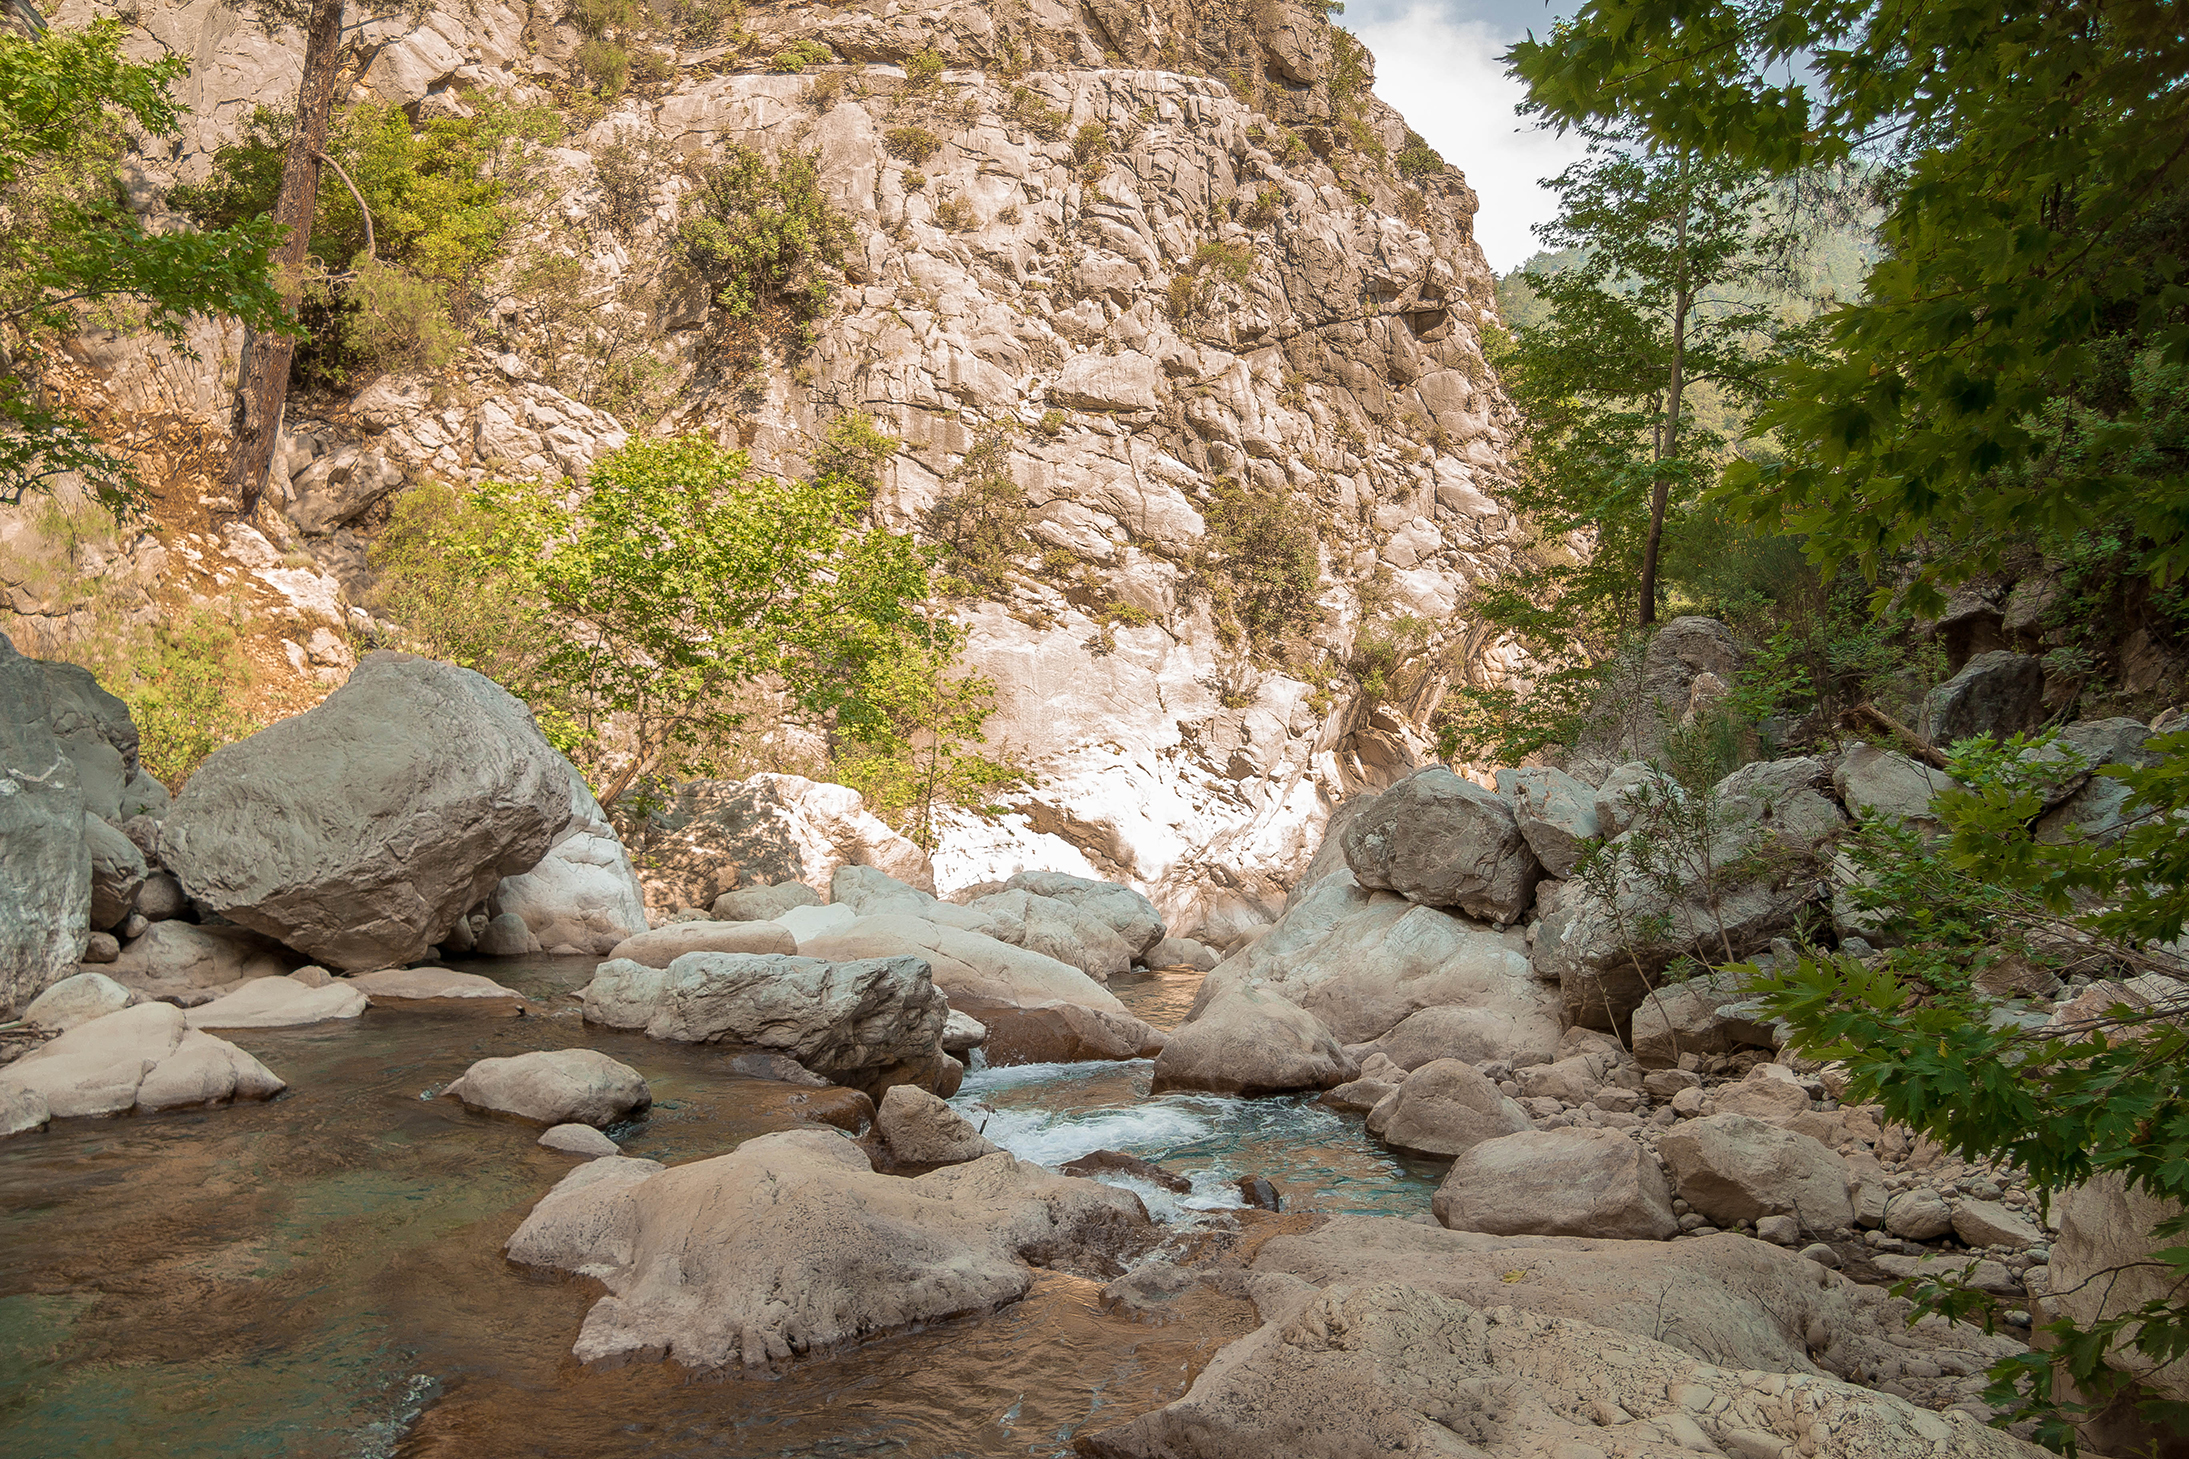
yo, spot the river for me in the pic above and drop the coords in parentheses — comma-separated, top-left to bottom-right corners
(0, 957, 1442, 1457)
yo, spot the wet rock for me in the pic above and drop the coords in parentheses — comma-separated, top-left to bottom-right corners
(939, 1008, 988, 1056)
(725, 1051, 829, 1085)
(1003, 871, 1166, 960)
(506, 1130, 1152, 1369)
(0, 633, 91, 1012)
(603, 919, 797, 968)
(493, 758, 649, 956)
(874, 1084, 1000, 1166)
(582, 951, 955, 1097)
(709, 881, 822, 921)
(85, 813, 146, 930)
(1237, 1176, 1283, 1211)
(161, 653, 573, 970)
(1152, 983, 1354, 1096)
(1143, 936, 1218, 971)
(1340, 767, 1541, 925)
(21, 971, 142, 1032)
(444, 1048, 651, 1128)
(1919, 650, 2047, 745)
(347, 965, 526, 1008)
(1659, 1113, 1854, 1231)
(185, 972, 369, 1028)
(1494, 765, 1599, 878)
(539, 1123, 621, 1157)
(1198, 870, 1557, 1052)
(1432, 1127, 1677, 1241)
(1063, 1150, 1192, 1194)
(1076, 1282, 2048, 1459)
(107, 921, 301, 999)
(6, 1001, 284, 1116)
(1366, 1059, 1531, 1159)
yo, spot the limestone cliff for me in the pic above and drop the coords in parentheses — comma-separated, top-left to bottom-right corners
(36, 0, 1529, 939)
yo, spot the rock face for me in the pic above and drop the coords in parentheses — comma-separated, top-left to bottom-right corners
(633, 774, 931, 913)
(1076, 1283, 2046, 1459)
(443, 1048, 651, 1127)
(2045, 1173, 2189, 1414)
(873, 1084, 1001, 1165)
(492, 758, 650, 956)
(582, 951, 954, 1096)
(1920, 650, 2047, 745)
(505, 1130, 1150, 1369)
(1660, 1113, 1855, 1232)
(160, 653, 573, 970)
(1364, 1059, 1530, 1158)
(1341, 768, 1541, 925)
(1150, 983, 1354, 1096)
(5, 1002, 285, 1117)
(0, 633, 92, 1013)
(1432, 1128, 1677, 1240)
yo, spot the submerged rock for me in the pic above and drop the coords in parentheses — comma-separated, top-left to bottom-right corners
(5, 1002, 283, 1117)
(161, 653, 572, 970)
(505, 1129, 1151, 1370)
(347, 965, 526, 1007)
(1062, 1150, 1193, 1194)
(445, 1048, 651, 1128)
(539, 1123, 621, 1158)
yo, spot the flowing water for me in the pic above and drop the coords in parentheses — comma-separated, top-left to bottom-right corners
(0, 960, 1440, 1458)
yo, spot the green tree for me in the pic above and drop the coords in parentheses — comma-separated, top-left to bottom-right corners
(830, 622, 1024, 849)
(0, 20, 287, 507)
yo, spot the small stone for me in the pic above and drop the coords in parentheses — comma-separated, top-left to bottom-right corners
(291, 965, 334, 988)
(1756, 1214, 1802, 1245)
(1237, 1175, 1284, 1211)
(539, 1123, 620, 1157)
(1670, 1087, 1706, 1117)
(1800, 1242, 1843, 1268)
(81, 932, 120, 963)
(1885, 1187, 1956, 1240)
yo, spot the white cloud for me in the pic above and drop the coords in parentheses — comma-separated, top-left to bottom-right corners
(1353, 6, 1589, 273)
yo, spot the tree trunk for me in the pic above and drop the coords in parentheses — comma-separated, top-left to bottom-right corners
(224, 0, 345, 517)
(1638, 148, 1694, 630)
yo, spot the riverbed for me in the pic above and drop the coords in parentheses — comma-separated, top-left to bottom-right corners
(0, 959, 1441, 1457)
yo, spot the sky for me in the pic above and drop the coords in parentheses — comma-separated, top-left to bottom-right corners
(1348, 0, 1587, 273)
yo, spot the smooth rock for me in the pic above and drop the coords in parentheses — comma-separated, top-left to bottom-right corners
(874, 1084, 1000, 1165)
(940, 1008, 988, 1055)
(582, 951, 954, 1096)
(540, 1122, 621, 1157)
(1367, 1059, 1532, 1159)
(6, 1001, 284, 1116)
(1341, 767, 1542, 925)
(1953, 1198, 2043, 1251)
(444, 1048, 651, 1127)
(0, 633, 91, 1011)
(135, 871, 188, 921)
(347, 965, 525, 1006)
(1003, 871, 1166, 958)
(603, 920, 798, 968)
(21, 971, 141, 1032)
(1659, 1113, 1854, 1231)
(1833, 744, 1953, 831)
(82, 931, 119, 963)
(1884, 1187, 1955, 1241)
(493, 756, 649, 955)
(960, 888, 1134, 981)
(0, 1081, 50, 1138)
(1142, 936, 1218, 971)
(185, 973, 370, 1028)
(1432, 1127, 1677, 1240)
(475, 911, 536, 957)
(1364, 1002, 1559, 1073)
(1151, 983, 1354, 1096)
(160, 653, 572, 970)
(505, 1130, 1151, 1369)
(106, 920, 301, 997)
(710, 881, 822, 921)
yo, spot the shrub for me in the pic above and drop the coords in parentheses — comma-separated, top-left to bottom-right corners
(125, 618, 262, 790)
(1199, 478, 1321, 656)
(1243, 184, 1284, 227)
(933, 189, 973, 229)
(902, 169, 927, 191)
(923, 423, 1027, 594)
(1037, 408, 1065, 436)
(884, 124, 941, 163)
(1167, 238, 1255, 319)
(1071, 122, 1111, 169)
(330, 256, 463, 375)
(1396, 129, 1443, 179)
(902, 44, 947, 90)
(1005, 86, 1070, 141)
(770, 37, 831, 73)
(566, 0, 640, 37)
(810, 410, 897, 498)
(807, 70, 843, 110)
(675, 145, 853, 341)
(577, 37, 630, 95)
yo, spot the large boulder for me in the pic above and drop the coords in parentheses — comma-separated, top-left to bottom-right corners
(5, 1001, 284, 1116)
(1144, 936, 1218, 971)
(1359, 1002, 1560, 1073)
(603, 920, 797, 968)
(1001, 870, 1166, 959)
(161, 653, 573, 970)
(1195, 869, 1557, 1053)
(633, 774, 930, 914)
(1535, 758, 1843, 1033)
(106, 921, 303, 1000)
(1919, 650, 2047, 745)
(1076, 1283, 2046, 1459)
(185, 971, 369, 1028)
(21, 971, 143, 1032)
(1833, 744, 1953, 832)
(1340, 768, 1541, 925)
(959, 888, 1134, 982)
(1660, 1113, 1854, 1231)
(443, 1048, 651, 1127)
(2043, 1173, 2189, 1416)
(581, 951, 956, 1096)
(492, 758, 649, 956)
(1493, 765, 1599, 878)
(873, 1084, 1001, 1165)
(84, 813, 146, 929)
(505, 1130, 1152, 1369)
(1432, 1127, 1677, 1240)
(1365, 1059, 1530, 1158)
(2035, 723, 2167, 847)
(1592, 760, 1677, 839)
(1628, 969, 1781, 1067)
(0, 633, 91, 1013)
(1564, 616, 1743, 782)
(26, 653, 139, 821)
(1151, 983, 1354, 1096)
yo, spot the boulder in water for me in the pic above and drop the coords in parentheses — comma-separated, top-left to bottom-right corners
(1142, 936, 1218, 971)
(1151, 983, 1353, 1096)
(347, 965, 526, 1009)
(186, 972, 369, 1028)
(444, 1048, 651, 1127)
(1365, 1059, 1531, 1158)
(161, 652, 573, 970)
(5, 1001, 284, 1117)
(1061, 1149, 1192, 1193)
(540, 1123, 621, 1158)
(873, 1084, 1000, 1166)
(505, 1129, 1152, 1369)
(492, 757, 649, 955)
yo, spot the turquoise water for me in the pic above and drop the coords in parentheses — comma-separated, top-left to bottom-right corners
(0, 961, 1436, 1457)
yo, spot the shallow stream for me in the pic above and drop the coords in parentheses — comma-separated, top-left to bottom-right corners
(0, 960, 1439, 1458)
